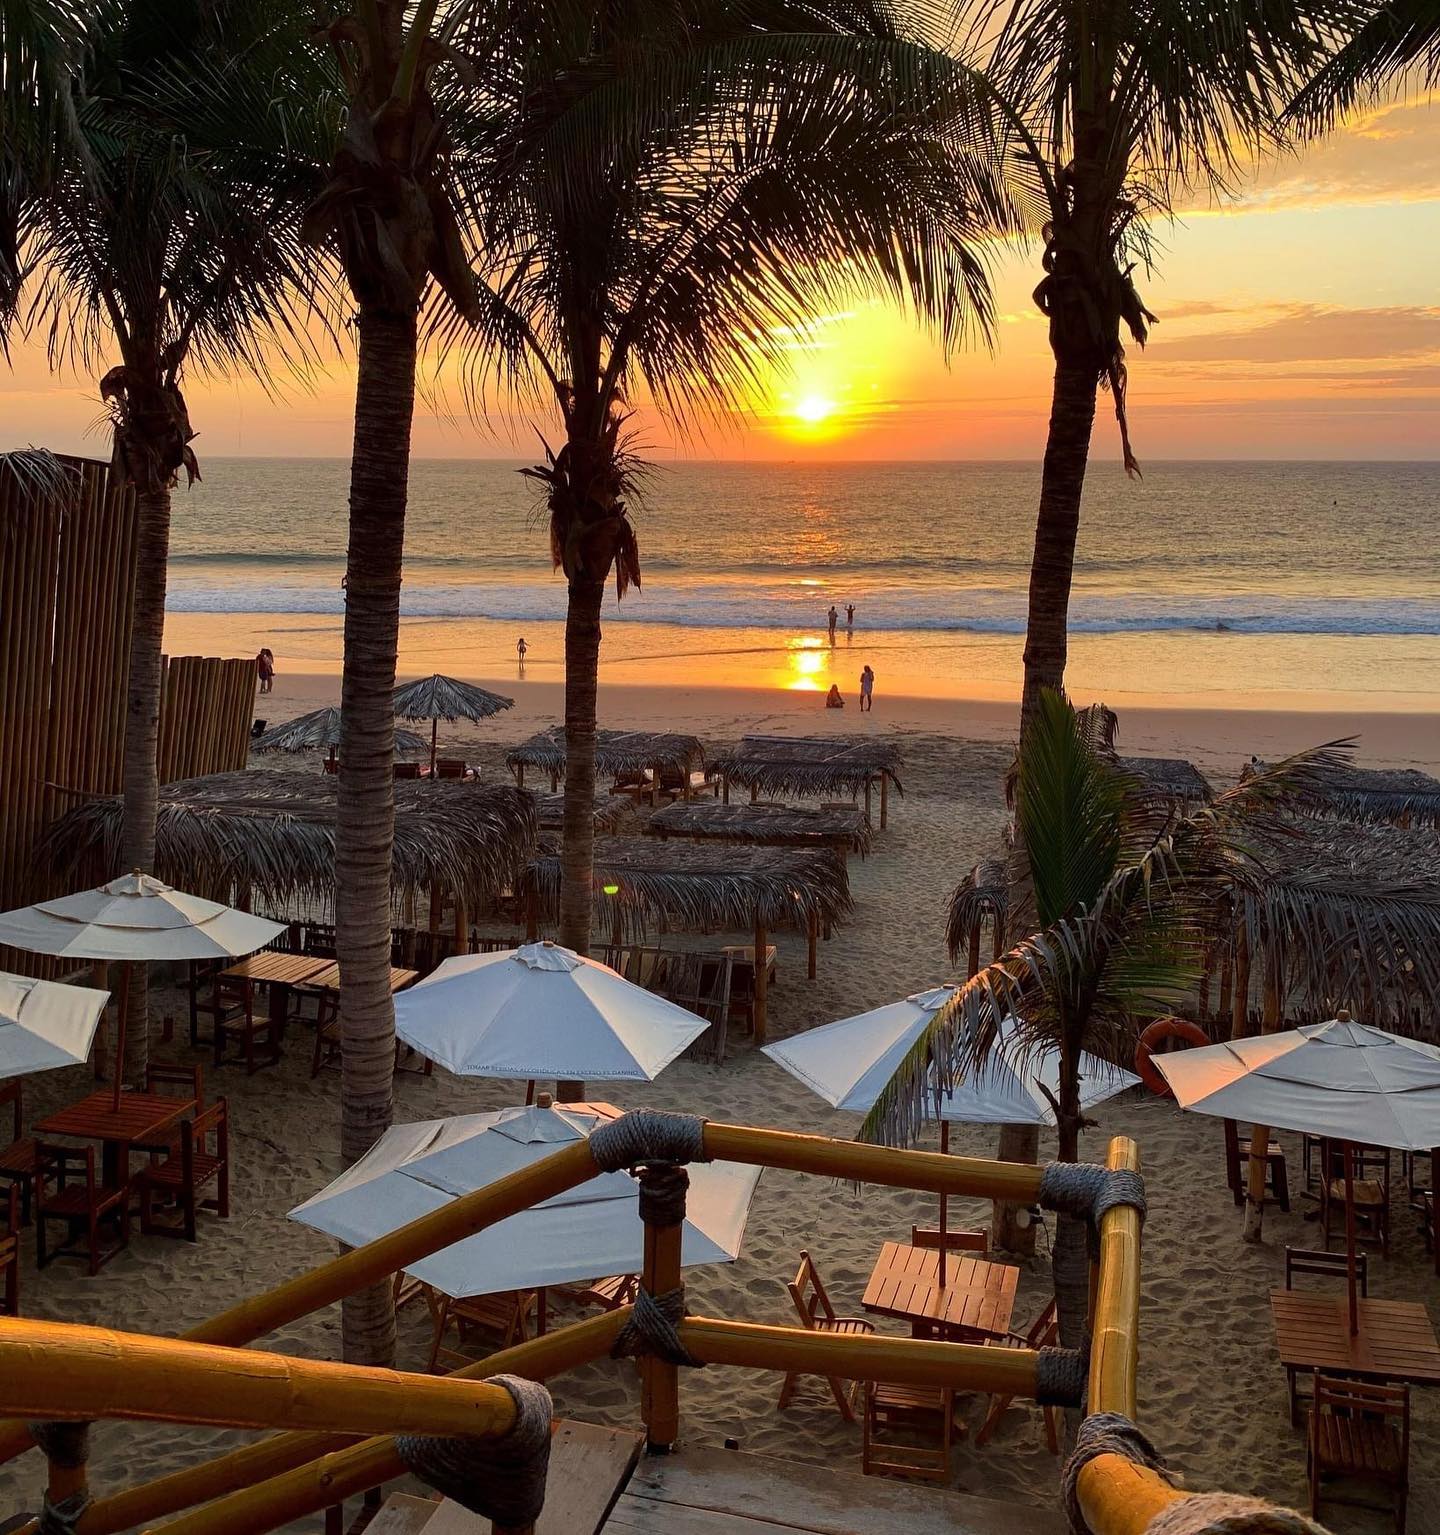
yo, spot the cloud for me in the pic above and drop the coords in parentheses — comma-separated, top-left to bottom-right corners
(1148, 304, 1440, 364)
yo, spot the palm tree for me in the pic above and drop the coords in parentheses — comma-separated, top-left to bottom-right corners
(296, 0, 494, 1370)
(14, 0, 328, 1082)
(1291, 0, 1440, 119)
(862, 690, 1344, 1345)
(460, 0, 1010, 956)
(965, 0, 1356, 730)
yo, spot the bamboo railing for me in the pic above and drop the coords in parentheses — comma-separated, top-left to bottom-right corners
(0, 1120, 1301, 1535)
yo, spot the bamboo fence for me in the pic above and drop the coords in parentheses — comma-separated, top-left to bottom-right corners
(1, 454, 254, 975)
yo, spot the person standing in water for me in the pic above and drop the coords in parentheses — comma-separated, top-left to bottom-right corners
(846, 604, 855, 629)
(859, 664, 874, 712)
(517, 636, 528, 662)
(827, 605, 838, 640)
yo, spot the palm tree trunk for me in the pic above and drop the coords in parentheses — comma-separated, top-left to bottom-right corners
(118, 480, 172, 1086)
(335, 305, 416, 1370)
(1020, 363, 1098, 733)
(560, 573, 604, 956)
(990, 1124, 1039, 1256)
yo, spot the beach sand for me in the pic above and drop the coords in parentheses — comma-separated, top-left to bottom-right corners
(2, 677, 1436, 1530)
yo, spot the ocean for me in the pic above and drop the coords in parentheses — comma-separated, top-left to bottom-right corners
(165, 458, 1440, 711)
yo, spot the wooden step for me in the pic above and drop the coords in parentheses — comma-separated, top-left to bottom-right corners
(602, 1445, 1068, 1535)
(368, 1420, 644, 1535)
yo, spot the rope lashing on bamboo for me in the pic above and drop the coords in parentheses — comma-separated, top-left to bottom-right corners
(1039, 1162, 1147, 1253)
(1034, 1343, 1089, 1407)
(395, 1375, 552, 1526)
(588, 1110, 709, 1172)
(1061, 1413, 1332, 1535)
(28, 1421, 90, 1535)
(609, 1161, 704, 1368)
(611, 1284, 703, 1369)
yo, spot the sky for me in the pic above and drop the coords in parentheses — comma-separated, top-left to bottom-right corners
(3, 95, 1437, 463)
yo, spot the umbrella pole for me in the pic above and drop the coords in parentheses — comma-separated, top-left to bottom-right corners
(111, 963, 131, 1110)
(938, 1121, 949, 1290)
(1344, 1140, 1359, 1336)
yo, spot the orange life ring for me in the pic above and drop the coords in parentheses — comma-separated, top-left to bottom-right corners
(1135, 1017, 1211, 1096)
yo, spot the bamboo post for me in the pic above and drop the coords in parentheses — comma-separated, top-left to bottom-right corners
(1229, 923, 1250, 1041)
(1242, 942, 1282, 1244)
(749, 782, 758, 804)
(806, 912, 817, 981)
(879, 773, 888, 830)
(453, 893, 468, 957)
(863, 778, 872, 823)
(967, 921, 980, 980)
(721, 774, 729, 805)
(637, 1167, 684, 1453)
(110, 965, 130, 1110)
(752, 914, 768, 1045)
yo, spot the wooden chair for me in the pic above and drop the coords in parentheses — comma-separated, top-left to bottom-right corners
(0, 1080, 38, 1224)
(1223, 1118, 1289, 1211)
(976, 1299, 1061, 1453)
(214, 990, 282, 1075)
(428, 1290, 536, 1373)
(187, 957, 238, 1048)
(862, 1380, 955, 1482)
(394, 761, 423, 780)
(302, 922, 338, 959)
(0, 1183, 20, 1315)
(138, 1099, 230, 1242)
(1284, 1246, 1370, 1424)
(1320, 1141, 1391, 1255)
(776, 1250, 875, 1422)
(911, 1226, 988, 1254)
(657, 952, 732, 1064)
(1309, 1374, 1409, 1534)
(35, 1143, 130, 1275)
(145, 1061, 205, 1107)
(552, 1274, 639, 1312)
(435, 758, 471, 780)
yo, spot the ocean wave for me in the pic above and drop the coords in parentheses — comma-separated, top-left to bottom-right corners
(165, 580, 1440, 638)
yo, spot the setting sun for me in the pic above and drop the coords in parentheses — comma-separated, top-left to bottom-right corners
(793, 394, 837, 425)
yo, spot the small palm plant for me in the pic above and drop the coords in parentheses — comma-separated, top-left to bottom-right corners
(862, 690, 1345, 1345)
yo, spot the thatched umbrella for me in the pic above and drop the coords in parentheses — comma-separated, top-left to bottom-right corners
(523, 837, 852, 1042)
(710, 734, 903, 827)
(646, 800, 872, 857)
(946, 856, 1009, 976)
(1244, 760, 1440, 828)
(1117, 756, 1212, 811)
(528, 791, 634, 835)
(392, 673, 515, 776)
(252, 706, 429, 771)
(41, 772, 538, 933)
(507, 727, 705, 801)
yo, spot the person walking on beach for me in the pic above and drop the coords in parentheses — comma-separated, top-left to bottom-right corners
(846, 604, 855, 629)
(256, 649, 274, 695)
(827, 605, 838, 640)
(859, 664, 874, 712)
(517, 636, 528, 662)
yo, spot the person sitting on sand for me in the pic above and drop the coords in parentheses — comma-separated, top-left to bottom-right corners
(825, 683, 844, 709)
(859, 664, 874, 712)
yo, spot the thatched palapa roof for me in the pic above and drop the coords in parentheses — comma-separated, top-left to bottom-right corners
(712, 734, 903, 798)
(646, 800, 872, 855)
(253, 706, 429, 756)
(1117, 756, 1212, 809)
(393, 673, 514, 723)
(525, 836, 851, 935)
(945, 855, 1008, 963)
(1246, 760, 1440, 828)
(507, 727, 705, 778)
(42, 771, 537, 912)
(528, 790, 634, 834)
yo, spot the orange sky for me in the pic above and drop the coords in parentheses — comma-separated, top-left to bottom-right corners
(3, 97, 1437, 462)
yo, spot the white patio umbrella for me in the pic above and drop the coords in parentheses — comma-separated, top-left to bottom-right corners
(0, 873, 286, 1106)
(0, 971, 111, 1079)
(289, 1100, 760, 1299)
(393, 941, 711, 1093)
(1155, 1011, 1440, 1332)
(763, 986, 1138, 1280)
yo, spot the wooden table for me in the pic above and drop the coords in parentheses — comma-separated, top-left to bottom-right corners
(300, 963, 419, 994)
(215, 952, 334, 1041)
(862, 1241, 1019, 1340)
(35, 1090, 196, 1186)
(1271, 1289, 1440, 1392)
